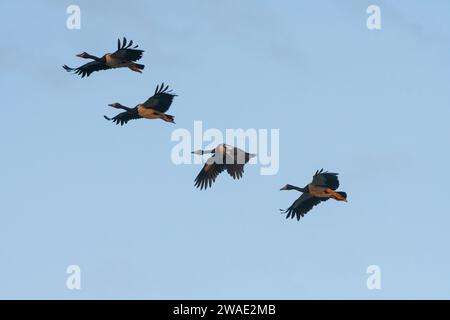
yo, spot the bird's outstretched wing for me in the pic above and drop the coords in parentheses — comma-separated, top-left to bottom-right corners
(223, 146, 254, 179)
(194, 156, 225, 190)
(223, 152, 245, 179)
(111, 37, 144, 62)
(104, 112, 142, 126)
(226, 164, 245, 180)
(142, 83, 177, 113)
(311, 168, 340, 190)
(63, 61, 111, 78)
(280, 193, 328, 221)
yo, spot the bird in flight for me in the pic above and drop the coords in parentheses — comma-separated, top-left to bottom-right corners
(192, 144, 256, 190)
(280, 169, 347, 221)
(104, 83, 177, 126)
(63, 37, 145, 78)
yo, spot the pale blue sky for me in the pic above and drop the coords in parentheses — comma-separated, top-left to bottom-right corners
(1, 0, 450, 299)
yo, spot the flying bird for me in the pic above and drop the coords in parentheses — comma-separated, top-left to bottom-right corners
(280, 169, 347, 221)
(192, 144, 256, 190)
(63, 37, 145, 78)
(104, 83, 177, 126)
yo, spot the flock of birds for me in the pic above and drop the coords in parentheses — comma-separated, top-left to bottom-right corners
(63, 37, 348, 221)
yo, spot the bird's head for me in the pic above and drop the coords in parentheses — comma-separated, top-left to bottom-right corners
(76, 52, 91, 59)
(280, 184, 295, 191)
(108, 103, 125, 109)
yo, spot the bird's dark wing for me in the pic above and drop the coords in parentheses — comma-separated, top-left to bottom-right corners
(194, 156, 225, 190)
(226, 164, 245, 180)
(104, 112, 142, 126)
(311, 169, 340, 190)
(142, 83, 177, 113)
(224, 151, 248, 180)
(280, 193, 328, 221)
(63, 61, 111, 78)
(110, 37, 144, 62)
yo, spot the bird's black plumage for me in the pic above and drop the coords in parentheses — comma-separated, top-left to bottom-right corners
(104, 83, 177, 126)
(281, 193, 328, 221)
(63, 59, 110, 78)
(113, 37, 144, 62)
(312, 169, 340, 190)
(142, 83, 177, 113)
(63, 37, 144, 78)
(104, 110, 141, 126)
(280, 169, 347, 221)
(193, 145, 255, 190)
(194, 157, 226, 190)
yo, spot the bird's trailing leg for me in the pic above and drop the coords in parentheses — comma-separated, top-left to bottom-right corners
(325, 189, 347, 202)
(161, 113, 175, 124)
(129, 65, 142, 73)
(128, 63, 145, 73)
